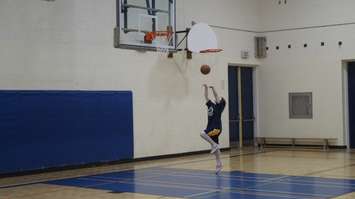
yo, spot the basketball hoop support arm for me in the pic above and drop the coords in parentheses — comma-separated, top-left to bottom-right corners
(174, 28, 192, 59)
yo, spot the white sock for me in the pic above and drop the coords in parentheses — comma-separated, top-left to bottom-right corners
(200, 131, 217, 147)
(215, 149, 222, 166)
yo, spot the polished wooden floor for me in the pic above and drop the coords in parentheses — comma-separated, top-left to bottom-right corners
(1, 148, 355, 199)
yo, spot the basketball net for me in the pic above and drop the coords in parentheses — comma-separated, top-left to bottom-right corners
(155, 33, 174, 58)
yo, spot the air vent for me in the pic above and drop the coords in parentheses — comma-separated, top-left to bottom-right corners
(289, 92, 313, 119)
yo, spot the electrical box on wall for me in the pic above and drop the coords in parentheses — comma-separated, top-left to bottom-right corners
(255, 37, 267, 59)
(241, 50, 249, 59)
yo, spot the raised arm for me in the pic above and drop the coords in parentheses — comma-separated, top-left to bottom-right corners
(209, 86, 221, 103)
(203, 84, 209, 102)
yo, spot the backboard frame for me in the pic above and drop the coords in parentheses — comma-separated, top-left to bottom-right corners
(114, 0, 177, 51)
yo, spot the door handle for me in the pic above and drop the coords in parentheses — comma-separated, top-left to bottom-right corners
(243, 116, 255, 122)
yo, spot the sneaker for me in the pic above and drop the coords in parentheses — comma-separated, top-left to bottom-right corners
(210, 144, 219, 154)
(216, 164, 223, 175)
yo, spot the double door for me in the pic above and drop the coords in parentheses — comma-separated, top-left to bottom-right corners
(228, 66, 254, 148)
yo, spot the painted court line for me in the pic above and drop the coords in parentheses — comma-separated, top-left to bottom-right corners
(89, 173, 326, 197)
(186, 187, 323, 199)
(83, 176, 232, 193)
(81, 176, 322, 199)
(185, 190, 221, 198)
(257, 177, 355, 189)
(72, 177, 211, 192)
(88, 175, 332, 198)
(237, 175, 334, 198)
(44, 166, 355, 199)
(0, 150, 268, 189)
(146, 168, 355, 188)
(61, 170, 335, 198)
(239, 187, 331, 198)
(49, 178, 202, 198)
(279, 178, 355, 188)
(189, 191, 319, 199)
(142, 169, 351, 197)
(92, 171, 274, 184)
(146, 168, 283, 180)
(77, 169, 350, 195)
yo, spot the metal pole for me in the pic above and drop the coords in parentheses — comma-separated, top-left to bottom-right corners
(123, 4, 169, 14)
(168, 0, 172, 27)
(173, 0, 176, 50)
(175, 30, 188, 34)
(123, 0, 128, 32)
(152, 0, 156, 32)
(116, 0, 120, 27)
(238, 67, 243, 148)
(122, 28, 150, 33)
(145, 0, 152, 15)
(186, 28, 192, 59)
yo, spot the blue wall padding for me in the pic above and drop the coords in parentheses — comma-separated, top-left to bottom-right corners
(0, 91, 133, 174)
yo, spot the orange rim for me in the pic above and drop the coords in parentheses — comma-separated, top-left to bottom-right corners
(200, 49, 223, 53)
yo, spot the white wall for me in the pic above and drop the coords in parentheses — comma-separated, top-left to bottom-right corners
(258, 0, 355, 145)
(3, 0, 353, 153)
(259, 0, 355, 30)
(179, 0, 260, 31)
(0, 0, 260, 158)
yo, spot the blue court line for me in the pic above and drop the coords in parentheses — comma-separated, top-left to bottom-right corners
(150, 167, 292, 180)
(190, 191, 317, 199)
(155, 168, 355, 197)
(50, 177, 312, 199)
(148, 167, 355, 188)
(189, 188, 323, 199)
(0, 151, 270, 189)
(46, 169, 350, 198)
(46, 168, 355, 199)
(136, 168, 355, 191)
(80, 171, 329, 197)
(86, 171, 332, 198)
(50, 176, 208, 198)
(281, 176, 355, 187)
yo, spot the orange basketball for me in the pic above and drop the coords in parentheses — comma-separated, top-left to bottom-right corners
(200, 64, 211, 75)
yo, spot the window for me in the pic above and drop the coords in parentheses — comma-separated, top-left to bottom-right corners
(289, 92, 312, 119)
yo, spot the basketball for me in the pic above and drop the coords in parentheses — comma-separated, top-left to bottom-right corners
(200, 64, 211, 75)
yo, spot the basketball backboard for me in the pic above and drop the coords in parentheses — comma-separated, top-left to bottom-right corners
(187, 23, 220, 53)
(114, 0, 176, 51)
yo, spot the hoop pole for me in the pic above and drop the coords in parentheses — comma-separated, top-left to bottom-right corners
(123, 4, 169, 14)
(175, 30, 189, 34)
(152, 0, 156, 31)
(123, 0, 128, 30)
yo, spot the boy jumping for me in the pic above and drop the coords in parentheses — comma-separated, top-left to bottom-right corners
(201, 84, 226, 174)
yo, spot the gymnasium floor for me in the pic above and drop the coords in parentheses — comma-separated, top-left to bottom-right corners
(1, 148, 355, 199)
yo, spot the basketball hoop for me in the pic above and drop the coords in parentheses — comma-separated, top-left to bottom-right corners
(156, 42, 172, 56)
(144, 27, 173, 44)
(150, 26, 174, 57)
(200, 48, 223, 53)
(155, 33, 174, 57)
